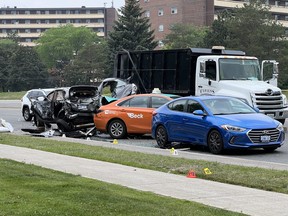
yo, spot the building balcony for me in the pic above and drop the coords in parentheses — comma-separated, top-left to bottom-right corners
(0, 22, 105, 29)
(215, 0, 288, 15)
(0, 13, 105, 19)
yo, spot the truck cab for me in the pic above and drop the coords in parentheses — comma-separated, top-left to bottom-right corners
(196, 52, 288, 124)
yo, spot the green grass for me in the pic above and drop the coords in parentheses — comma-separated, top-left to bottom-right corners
(1, 134, 288, 195)
(0, 91, 26, 100)
(0, 159, 242, 216)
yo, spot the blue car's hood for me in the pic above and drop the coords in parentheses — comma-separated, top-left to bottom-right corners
(214, 113, 279, 129)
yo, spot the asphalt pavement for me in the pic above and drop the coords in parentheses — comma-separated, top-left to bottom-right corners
(1, 143, 288, 216)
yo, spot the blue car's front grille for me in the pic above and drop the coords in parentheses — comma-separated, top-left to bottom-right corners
(248, 129, 280, 143)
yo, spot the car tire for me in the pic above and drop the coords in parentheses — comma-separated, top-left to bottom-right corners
(33, 115, 44, 128)
(56, 119, 73, 132)
(23, 107, 32, 121)
(155, 125, 170, 149)
(207, 130, 224, 154)
(108, 119, 127, 139)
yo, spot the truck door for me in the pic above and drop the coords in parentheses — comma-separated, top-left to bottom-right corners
(196, 60, 217, 96)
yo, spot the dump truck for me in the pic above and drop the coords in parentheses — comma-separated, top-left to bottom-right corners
(113, 46, 288, 124)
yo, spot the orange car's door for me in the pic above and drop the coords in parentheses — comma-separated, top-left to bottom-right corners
(117, 96, 153, 134)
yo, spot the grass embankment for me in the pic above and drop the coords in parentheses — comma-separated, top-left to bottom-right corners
(0, 159, 241, 216)
(0, 134, 288, 195)
(0, 134, 245, 216)
(0, 91, 26, 100)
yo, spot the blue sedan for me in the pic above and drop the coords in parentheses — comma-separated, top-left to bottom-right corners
(151, 96, 285, 154)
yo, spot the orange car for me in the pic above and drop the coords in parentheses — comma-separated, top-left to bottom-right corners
(93, 94, 179, 139)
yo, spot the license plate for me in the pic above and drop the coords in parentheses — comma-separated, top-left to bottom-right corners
(261, 135, 270, 142)
(78, 105, 87, 110)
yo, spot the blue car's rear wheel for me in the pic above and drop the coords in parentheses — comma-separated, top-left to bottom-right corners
(208, 130, 224, 154)
(155, 125, 170, 148)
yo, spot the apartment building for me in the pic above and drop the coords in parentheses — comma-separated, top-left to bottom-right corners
(0, 6, 118, 46)
(139, 0, 214, 47)
(215, 0, 288, 29)
(140, 0, 288, 47)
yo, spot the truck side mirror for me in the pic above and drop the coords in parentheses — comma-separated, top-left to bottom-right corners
(273, 62, 279, 74)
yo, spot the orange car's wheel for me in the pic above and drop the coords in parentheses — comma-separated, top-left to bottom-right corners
(108, 119, 127, 139)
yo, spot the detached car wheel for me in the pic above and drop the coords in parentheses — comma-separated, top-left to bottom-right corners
(108, 119, 127, 139)
(23, 107, 32, 121)
(155, 125, 170, 148)
(208, 130, 224, 154)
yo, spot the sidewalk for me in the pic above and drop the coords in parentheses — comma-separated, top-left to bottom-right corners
(1, 144, 288, 216)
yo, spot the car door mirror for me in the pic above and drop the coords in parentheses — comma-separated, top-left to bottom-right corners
(193, 110, 206, 116)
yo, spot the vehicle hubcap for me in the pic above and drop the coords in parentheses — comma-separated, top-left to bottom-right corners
(209, 132, 221, 152)
(157, 128, 165, 145)
(111, 122, 123, 137)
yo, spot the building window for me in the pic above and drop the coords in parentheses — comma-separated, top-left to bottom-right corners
(158, 25, 164, 32)
(25, 29, 31, 33)
(25, 20, 30, 24)
(144, 0, 150, 2)
(171, 7, 177, 14)
(158, 9, 164, 16)
(275, 15, 279, 20)
(144, 10, 150, 17)
(25, 11, 30, 14)
(86, 10, 90, 14)
(1, 20, 6, 24)
(11, 11, 16, 15)
(275, 1, 279, 7)
(158, 40, 164, 47)
(45, 20, 49, 24)
(286, 2, 288, 7)
(25, 38, 32, 42)
(285, 16, 288, 21)
(86, 19, 91, 23)
(2, 29, 7, 33)
(36, 29, 41, 33)
(36, 20, 41, 24)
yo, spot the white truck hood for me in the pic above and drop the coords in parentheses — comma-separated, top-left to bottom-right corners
(218, 80, 281, 95)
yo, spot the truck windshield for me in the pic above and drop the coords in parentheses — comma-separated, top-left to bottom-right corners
(219, 59, 261, 81)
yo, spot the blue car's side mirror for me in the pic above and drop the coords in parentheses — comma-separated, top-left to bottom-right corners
(193, 110, 206, 116)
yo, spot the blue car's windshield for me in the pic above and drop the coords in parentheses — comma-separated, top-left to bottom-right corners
(202, 98, 256, 115)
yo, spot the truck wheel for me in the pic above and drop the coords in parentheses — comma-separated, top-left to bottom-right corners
(108, 119, 127, 139)
(155, 125, 170, 148)
(208, 130, 224, 154)
(23, 107, 32, 121)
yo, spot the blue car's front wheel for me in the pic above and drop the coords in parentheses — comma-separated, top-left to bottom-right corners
(155, 125, 170, 149)
(208, 130, 224, 154)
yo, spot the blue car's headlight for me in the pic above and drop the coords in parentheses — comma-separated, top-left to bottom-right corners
(221, 124, 246, 132)
(277, 123, 284, 131)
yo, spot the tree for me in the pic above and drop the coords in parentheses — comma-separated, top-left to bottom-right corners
(7, 46, 48, 91)
(62, 40, 108, 86)
(205, 0, 285, 60)
(36, 24, 102, 86)
(163, 24, 208, 49)
(0, 39, 18, 91)
(107, 0, 158, 76)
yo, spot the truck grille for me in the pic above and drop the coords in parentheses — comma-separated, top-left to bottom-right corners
(248, 129, 280, 143)
(251, 91, 283, 111)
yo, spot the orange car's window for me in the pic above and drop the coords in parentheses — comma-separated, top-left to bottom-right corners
(151, 96, 170, 108)
(119, 96, 149, 108)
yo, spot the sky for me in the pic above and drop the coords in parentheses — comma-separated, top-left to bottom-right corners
(0, 0, 125, 9)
